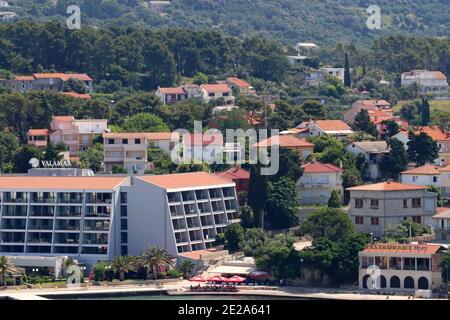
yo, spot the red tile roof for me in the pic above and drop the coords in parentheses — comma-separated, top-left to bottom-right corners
(0, 176, 128, 190)
(362, 244, 443, 255)
(15, 76, 34, 81)
(347, 181, 430, 191)
(27, 129, 49, 136)
(302, 161, 343, 173)
(52, 116, 74, 122)
(313, 120, 352, 131)
(32, 73, 92, 81)
(201, 84, 231, 93)
(226, 77, 250, 88)
(138, 172, 234, 190)
(158, 87, 186, 95)
(103, 132, 179, 140)
(254, 135, 315, 148)
(416, 126, 449, 141)
(401, 164, 441, 175)
(215, 167, 250, 181)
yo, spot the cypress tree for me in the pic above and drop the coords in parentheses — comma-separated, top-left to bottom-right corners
(421, 98, 431, 126)
(344, 52, 351, 87)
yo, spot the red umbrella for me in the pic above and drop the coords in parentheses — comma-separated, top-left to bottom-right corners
(208, 276, 228, 283)
(227, 276, 246, 283)
(189, 275, 207, 282)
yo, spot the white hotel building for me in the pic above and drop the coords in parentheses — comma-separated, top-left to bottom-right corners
(0, 173, 239, 267)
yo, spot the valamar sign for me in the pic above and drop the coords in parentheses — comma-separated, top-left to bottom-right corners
(29, 158, 72, 169)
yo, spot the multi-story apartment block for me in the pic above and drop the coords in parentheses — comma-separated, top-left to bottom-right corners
(28, 116, 108, 155)
(103, 132, 179, 174)
(0, 173, 239, 268)
(0, 176, 130, 267)
(347, 182, 438, 237)
(401, 70, 448, 99)
(124, 172, 240, 256)
(4, 73, 94, 93)
(359, 243, 445, 291)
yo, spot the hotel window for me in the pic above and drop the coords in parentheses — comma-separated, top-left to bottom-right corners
(223, 92, 229, 97)
(403, 199, 408, 208)
(121, 219, 128, 230)
(208, 93, 215, 97)
(121, 232, 128, 244)
(108, 139, 115, 144)
(121, 246, 128, 256)
(122, 139, 128, 145)
(135, 139, 141, 144)
(355, 216, 364, 225)
(371, 217, 380, 225)
(433, 176, 438, 183)
(412, 198, 421, 208)
(120, 192, 127, 204)
(355, 198, 363, 208)
(120, 205, 127, 217)
(370, 199, 379, 209)
(412, 216, 422, 224)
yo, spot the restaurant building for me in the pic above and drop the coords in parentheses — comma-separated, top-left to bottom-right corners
(359, 243, 446, 291)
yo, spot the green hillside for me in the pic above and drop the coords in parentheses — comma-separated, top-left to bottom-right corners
(3, 0, 450, 47)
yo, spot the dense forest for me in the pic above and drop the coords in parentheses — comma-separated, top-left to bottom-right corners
(3, 0, 449, 47)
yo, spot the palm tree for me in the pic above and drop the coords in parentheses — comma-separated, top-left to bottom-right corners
(138, 246, 173, 280)
(0, 256, 19, 286)
(110, 256, 136, 281)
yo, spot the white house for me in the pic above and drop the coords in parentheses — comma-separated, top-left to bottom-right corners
(400, 164, 441, 187)
(319, 67, 345, 83)
(345, 141, 389, 180)
(297, 161, 343, 205)
(401, 70, 449, 99)
(297, 120, 354, 138)
(200, 84, 234, 103)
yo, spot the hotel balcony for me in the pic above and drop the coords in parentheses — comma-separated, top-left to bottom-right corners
(81, 246, 108, 255)
(1, 220, 27, 230)
(30, 192, 56, 204)
(27, 232, 53, 245)
(0, 232, 25, 244)
(1, 205, 27, 217)
(83, 233, 109, 245)
(209, 189, 222, 200)
(170, 205, 185, 218)
(172, 219, 187, 231)
(28, 221, 53, 231)
(58, 193, 84, 204)
(56, 206, 82, 218)
(53, 246, 79, 254)
(174, 232, 189, 245)
(55, 220, 80, 231)
(2, 193, 29, 203)
(84, 206, 111, 218)
(85, 193, 112, 204)
(29, 206, 55, 218)
(84, 220, 110, 232)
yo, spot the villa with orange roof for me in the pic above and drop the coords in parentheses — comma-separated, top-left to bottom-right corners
(3, 73, 93, 93)
(297, 161, 344, 205)
(344, 99, 392, 124)
(393, 126, 450, 166)
(401, 164, 442, 187)
(28, 116, 108, 156)
(296, 120, 354, 138)
(215, 167, 250, 195)
(253, 134, 315, 159)
(347, 181, 438, 236)
(200, 83, 234, 103)
(225, 77, 256, 96)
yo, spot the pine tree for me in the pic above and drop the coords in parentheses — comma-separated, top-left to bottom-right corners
(327, 189, 341, 208)
(353, 109, 377, 137)
(344, 52, 351, 87)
